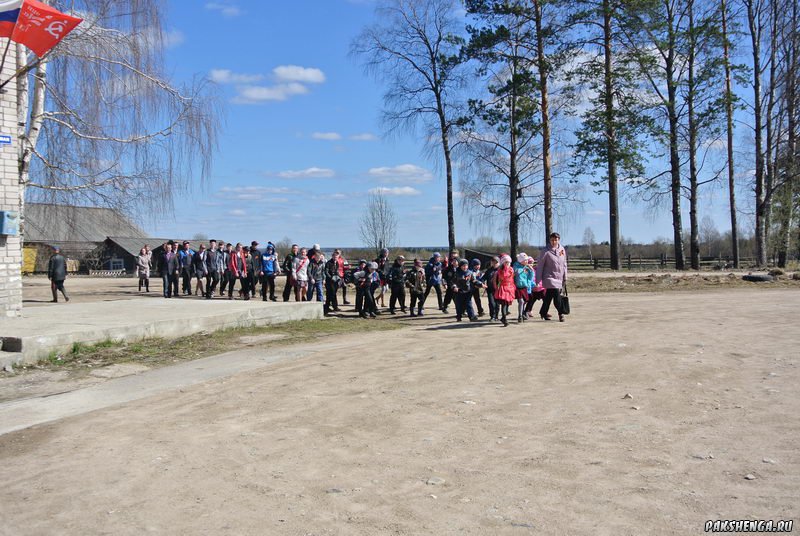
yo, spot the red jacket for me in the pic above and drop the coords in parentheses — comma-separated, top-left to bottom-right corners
(228, 250, 247, 277)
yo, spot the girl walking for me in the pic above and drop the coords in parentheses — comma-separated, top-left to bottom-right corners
(493, 255, 516, 327)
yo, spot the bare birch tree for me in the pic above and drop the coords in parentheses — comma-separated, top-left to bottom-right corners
(360, 192, 398, 252)
(352, 0, 464, 252)
(15, 0, 219, 237)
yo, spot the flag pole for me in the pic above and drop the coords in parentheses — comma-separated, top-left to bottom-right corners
(0, 38, 12, 86)
(0, 51, 48, 93)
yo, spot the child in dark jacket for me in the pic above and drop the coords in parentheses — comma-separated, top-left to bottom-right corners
(452, 259, 478, 322)
(441, 250, 460, 313)
(387, 256, 407, 314)
(406, 258, 426, 316)
(354, 259, 368, 315)
(482, 256, 500, 321)
(469, 258, 485, 317)
(423, 252, 444, 311)
(261, 242, 280, 301)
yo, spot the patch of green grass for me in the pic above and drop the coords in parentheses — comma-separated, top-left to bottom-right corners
(46, 350, 63, 366)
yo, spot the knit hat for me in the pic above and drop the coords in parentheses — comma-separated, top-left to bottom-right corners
(369, 261, 378, 269)
(470, 258, 481, 267)
(458, 259, 469, 266)
(517, 253, 528, 264)
(433, 252, 441, 258)
(500, 254, 512, 265)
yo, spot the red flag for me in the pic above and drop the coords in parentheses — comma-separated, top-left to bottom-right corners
(11, 0, 81, 57)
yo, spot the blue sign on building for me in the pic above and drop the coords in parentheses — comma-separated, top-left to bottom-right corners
(0, 134, 11, 146)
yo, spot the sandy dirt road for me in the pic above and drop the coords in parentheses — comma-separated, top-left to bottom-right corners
(0, 288, 797, 535)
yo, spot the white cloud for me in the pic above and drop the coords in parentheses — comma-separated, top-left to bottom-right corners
(216, 65, 326, 104)
(228, 209, 246, 217)
(210, 69, 264, 84)
(312, 132, 342, 141)
(277, 167, 335, 179)
(232, 83, 309, 104)
(205, 2, 241, 17)
(369, 186, 421, 196)
(164, 29, 185, 48)
(350, 133, 377, 141)
(368, 164, 433, 184)
(217, 186, 299, 200)
(273, 65, 326, 84)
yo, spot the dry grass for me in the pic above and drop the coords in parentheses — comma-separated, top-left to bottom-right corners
(571, 272, 800, 293)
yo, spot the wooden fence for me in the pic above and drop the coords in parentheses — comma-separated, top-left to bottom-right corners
(568, 255, 756, 271)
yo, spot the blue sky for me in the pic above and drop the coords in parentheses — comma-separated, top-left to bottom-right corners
(148, 0, 751, 248)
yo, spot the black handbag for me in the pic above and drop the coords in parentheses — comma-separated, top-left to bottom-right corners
(560, 284, 570, 315)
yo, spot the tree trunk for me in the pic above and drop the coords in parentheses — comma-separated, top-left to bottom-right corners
(721, 0, 739, 267)
(17, 56, 47, 248)
(509, 160, 519, 259)
(777, 0, 798, 267)
(533, 0, 553, 241)
(603, 0, 621, 270)
(687, 0, 700, 270)
(437, 104, 457, 252)
(666, 6, 685, 270)
(747, 0, 767, 266)
(763, 0, 779, 257)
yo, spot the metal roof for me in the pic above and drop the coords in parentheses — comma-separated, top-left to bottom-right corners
(24, 203, 146, 244)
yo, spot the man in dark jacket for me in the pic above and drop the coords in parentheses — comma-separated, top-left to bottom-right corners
(177, 241, 195, 295)
(161, 242, 180, 298)
(193, 244, 208, 297)
(219, 243, 232, 296)
(204, 240, 221, 299)
(47, 246, 69, 302)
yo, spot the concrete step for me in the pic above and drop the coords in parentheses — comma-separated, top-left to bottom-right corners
(0, 298, 323, 367)
(0, 350, 24, 370)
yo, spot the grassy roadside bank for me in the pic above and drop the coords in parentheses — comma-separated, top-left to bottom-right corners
(45, 318, 404, 371)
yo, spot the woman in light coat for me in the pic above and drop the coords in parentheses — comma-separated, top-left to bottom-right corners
(136, 247, 151, 292)
(535, 232, 568, 322)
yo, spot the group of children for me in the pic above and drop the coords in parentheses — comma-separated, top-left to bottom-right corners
(352, 249, 553, 326)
